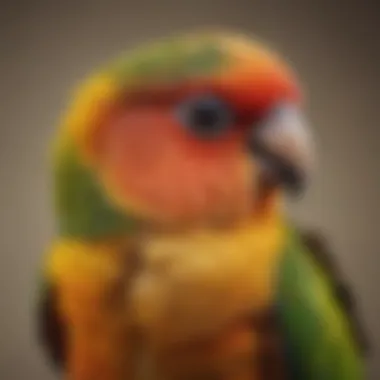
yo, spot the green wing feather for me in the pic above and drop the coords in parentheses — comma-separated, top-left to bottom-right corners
(276, 227, 368, 379)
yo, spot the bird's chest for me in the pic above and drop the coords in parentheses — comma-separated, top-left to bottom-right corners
(129, 221, 285, 344)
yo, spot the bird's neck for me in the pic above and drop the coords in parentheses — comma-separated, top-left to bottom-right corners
(131, 211, 287, 343)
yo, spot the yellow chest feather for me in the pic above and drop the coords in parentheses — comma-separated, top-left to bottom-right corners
(130, 217, 286, 343)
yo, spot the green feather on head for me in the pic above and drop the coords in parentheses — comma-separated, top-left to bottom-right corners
(51, 32, 231, 240)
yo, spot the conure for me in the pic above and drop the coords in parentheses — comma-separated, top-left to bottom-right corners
(36, 30, 370, 380)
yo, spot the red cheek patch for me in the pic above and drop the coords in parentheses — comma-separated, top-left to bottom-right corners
(93, 105, 251, 221)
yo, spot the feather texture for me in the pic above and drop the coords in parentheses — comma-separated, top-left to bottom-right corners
(53, 140, 136, 239)
(276, 227, 367, 379)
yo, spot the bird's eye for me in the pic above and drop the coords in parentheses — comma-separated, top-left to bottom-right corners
(176, 95, 233, 138)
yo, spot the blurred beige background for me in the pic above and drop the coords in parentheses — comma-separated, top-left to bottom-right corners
(0, 0, 379, 378)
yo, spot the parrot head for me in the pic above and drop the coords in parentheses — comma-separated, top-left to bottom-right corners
(55, 31, 314, 235)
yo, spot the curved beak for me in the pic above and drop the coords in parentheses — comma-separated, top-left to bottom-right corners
(248, 103, 314, 195)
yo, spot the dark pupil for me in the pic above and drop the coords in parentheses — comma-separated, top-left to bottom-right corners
(191, 104, 221, 131)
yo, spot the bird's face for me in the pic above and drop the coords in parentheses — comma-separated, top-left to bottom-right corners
(83, 33, 314, 228)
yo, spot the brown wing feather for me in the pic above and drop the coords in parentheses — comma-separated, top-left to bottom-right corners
(36, 284, 67, 370)
(300, 229, 371, 356)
